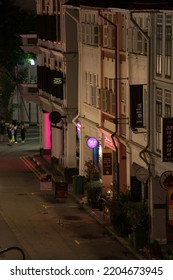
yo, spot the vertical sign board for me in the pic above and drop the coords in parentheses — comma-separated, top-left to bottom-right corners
(162, 118, 173, 162)
(130, 85, 143, 128)
(54, 182, 68, 200)
(103, 153, 112, 175)
(168, 189, 173, 226)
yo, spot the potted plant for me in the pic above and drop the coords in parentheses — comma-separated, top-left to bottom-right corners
(126, 201, 149, 251)
(84, 160, 99, 182)
(86, 180, 103, 208)
(107, 192, 132, 236)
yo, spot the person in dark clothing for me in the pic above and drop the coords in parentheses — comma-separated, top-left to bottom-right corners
(12, 119, 18, 143)
(0, 118, 6, 142)
(7, 123, 13, 146)
(20, 121, 26, 143)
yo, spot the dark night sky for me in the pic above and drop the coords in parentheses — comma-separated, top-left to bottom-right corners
(14, 0, 36, 12)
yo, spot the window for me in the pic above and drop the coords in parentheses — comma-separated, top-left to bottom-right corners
(100, 78, 115, 115)
(129, 15, 148, 55)
(85, 73, 115, 114)
(80, 23, 99, 46)
(85, 72, 99, 107)
(79, 11, 100, 46)
(165, 90, 171, 117)
(156, 88, 162, 151)
(165, 15, 172, 78)
(103, 25, 115, 49)
(156, 14, 163, 75)
(155, 88, 172, 152)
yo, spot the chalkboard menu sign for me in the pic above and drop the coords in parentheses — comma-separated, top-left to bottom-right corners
(103, 153, 112, 175)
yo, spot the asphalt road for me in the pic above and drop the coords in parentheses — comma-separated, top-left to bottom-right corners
(0, 127, 138, 260)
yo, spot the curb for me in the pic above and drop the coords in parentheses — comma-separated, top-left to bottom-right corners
(69, 191, 145, 260)
(35, 154, 145, 260)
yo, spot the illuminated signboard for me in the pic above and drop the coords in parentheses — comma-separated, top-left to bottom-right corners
(86, 137, 98, 149)
(162, 118, 173, 162)
(53, 77, 62, 84)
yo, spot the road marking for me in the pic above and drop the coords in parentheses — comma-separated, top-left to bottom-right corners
(20, 156, 41, 179)
(42, 204, 57, 209)
(74, 239, 90, 245)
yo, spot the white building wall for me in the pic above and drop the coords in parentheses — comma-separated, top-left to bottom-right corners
(129, 54, 148, 85)
(51, 122, 63, 159)
(79, 42, 101, 173)
(103, 57, 115, 77)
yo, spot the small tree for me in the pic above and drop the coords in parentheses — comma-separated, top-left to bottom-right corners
(0, 0, 36, 118)
(84, 159, 99, 182)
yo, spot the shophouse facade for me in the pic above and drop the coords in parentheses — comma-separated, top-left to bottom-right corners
(36, 0, 79, 176)
(65, 1, 173, 244)
(35, 0, 173, 244)
(150, 12, 173, 243)
(75, 7, 128, 197)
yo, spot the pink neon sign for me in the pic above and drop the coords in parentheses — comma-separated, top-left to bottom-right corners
(44, 112, 51, 149)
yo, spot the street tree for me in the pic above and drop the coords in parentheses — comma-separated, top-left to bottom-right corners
(0, 0, 36, 120)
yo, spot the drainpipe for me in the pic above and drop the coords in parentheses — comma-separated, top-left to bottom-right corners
(130, 12, 151, 171)
(130, 11, 157, 244)
(98, 10, 119, 195)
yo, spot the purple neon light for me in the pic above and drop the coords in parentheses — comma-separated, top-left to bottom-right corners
(86, 137, 98, 148)
(44, 112, 51, 149)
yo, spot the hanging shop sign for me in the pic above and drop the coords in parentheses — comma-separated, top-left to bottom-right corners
(130, 84, 143, 129)
(54, 181, 68, 200)
(86, 137, 98, 149)
(49, 111, 62, 124)
(160, 171, 173, 190)
(168, 189, 173, 226)
(136, 167, 149, 182)
(98, 128, 118, 151)
(162, 118, 173, 162)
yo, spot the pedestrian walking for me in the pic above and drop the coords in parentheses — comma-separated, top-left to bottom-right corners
(20, 121, 26, 143)
(7, 123, 13, 146)
(12, 120, 18, 143)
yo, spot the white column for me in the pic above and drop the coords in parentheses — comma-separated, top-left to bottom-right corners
(51, 121, 63, 159)
(149, 176, 167, 244)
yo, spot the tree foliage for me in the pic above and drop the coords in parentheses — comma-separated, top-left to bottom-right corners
(0, 0, 36, 119)
(0, 0, 36, 71)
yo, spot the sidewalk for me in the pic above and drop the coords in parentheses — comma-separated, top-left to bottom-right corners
(33, 154, 173, 259)
(32, 153, 145, 260)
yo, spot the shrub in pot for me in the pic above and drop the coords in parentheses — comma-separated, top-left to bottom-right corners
(107, 192, 132, 236)
(86, 180, 103, 208)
